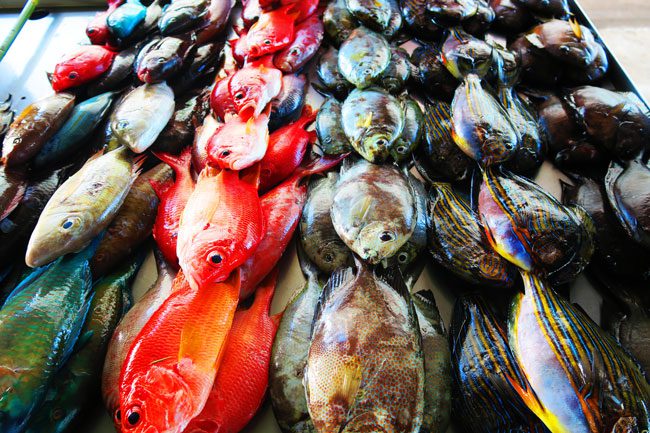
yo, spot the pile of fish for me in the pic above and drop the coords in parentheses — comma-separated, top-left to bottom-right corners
(1, 0, 650, 431)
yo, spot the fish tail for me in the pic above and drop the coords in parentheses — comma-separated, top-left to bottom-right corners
(153, 147, 193, 177)
(251, 268, 279, 317)
(149, 178, 174, 199)
(279, 3, 301, 21)
(293, 152, 348, 181)
(132, 153, 147, 176)
(294, 105, 317, 130)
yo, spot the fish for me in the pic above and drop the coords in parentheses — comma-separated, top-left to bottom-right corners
(86, 0, 124, 45)
(331, 158, 415, 264)
(228, 56, 283, 120)
(210, 74, 237, 121)
(106, 0, 147, 40)
(462, 0, 495, 36)
(278, 0, 319, 22)
(450, 295, 549, 433)
(110, 82, 176, 153)
(478, 167, 596, 284)
(192, 0, 234, 45)
(519, 0, 569, 18)
(0, 168, 67, 260)
(118, 270, 240, 433)
(123, 0, 164, 47)
(26, 147, 143, 268)
(50, 45, 117, 92)
(315, 97, 352, 155)
(177, 168, 265, 289)
(346, 0, 395, 31)
(269, 73, 308, 130)
(2, 93, 75, 167)
(337, 27, 391, 89)
(241, 0, 263, 27)
(378, 46, 411, 95)
(509, 271, 650, 433)
(313, 47, 353, 100)
(323, 0, 358, 46)
(151, 147, 195, 269)
(0, 240, 98, 433)
(136, 35, 197, 83)
(158, 0, 208, 36)
(87, 44, 140, 95)
(428, 181, 517, 287)
(171, 41, 226, 95)
(305, 260, 425, 432)
(102, 249, 176, 421)
(441, 27, 494, 79)
(23, 253, 142, 433)
(269, 250, 321, 433)
(33, 91, 117, 169)
(0, 166, 26, 222)
(531, 19, 599, 68)
(426, 0, 479, 24)
(259, 105, 316, 192)
(92, 163, 172, 277)
(235, 6, 299, 60)
(604, 159, 650, 250)
(0, 264, 32, 307)
(380, 0, 403, 39)
(192, 114, 222, 172)
(274, 15, 324, 73)
(410, 45, 458, 102)
(341, 87, 405, 163)
(399, 0, 441, 39)
(238, 153, 345, 299)
(0, 95, 14, 139)
(206, 109, 270, 170)
(390, 95, 423, 163)
(412, 290, 451, 433)
(183, 271, 281, 433)
(300, 172, 351, 274)
(490, 0, 534, 34)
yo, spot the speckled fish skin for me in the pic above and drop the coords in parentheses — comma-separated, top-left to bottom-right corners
(300, 172, 351, 274)
(323, 0, 358, 45)
(0, 165, 26, 222)
(0, 168, 67, 260)
(315, 98, 352, 155)
(2, 93, 75, 167)
(428, 182, 517, 287)
(23, 253, 142, 433)
(110, 82, 175, 153)
(332, 158, 415, 264)
(390, 96, 423, 163)
(450, 295, 549, 433)
(25, 147, 142, 268)
(91, 163, 172, 278)
(305, 260, 424, 433)
(270, 251, 320, 433)
(479, 167, 595, 284)
(314, 47, 354, 100)
(341, 88, 405, 163)
(34, 91, 117, 169)
(0, 241, 97, 433)
(338, 27, 391, 89)
(509, 272, 650, 433)
(411, 290, 451, 433)
(101, 249, 176, 421)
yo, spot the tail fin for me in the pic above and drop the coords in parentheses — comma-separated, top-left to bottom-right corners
(153, 146, 193, 177)
(251, 267, 279, 316)
(293, 105, 317, 130)
(292, 152, 348, 181)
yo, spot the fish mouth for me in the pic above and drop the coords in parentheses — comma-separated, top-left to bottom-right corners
(238, 103, 257, 120)
(137, 68, 151, 83)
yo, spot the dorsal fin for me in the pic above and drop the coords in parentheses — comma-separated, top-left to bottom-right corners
(311, 267, 356, 335)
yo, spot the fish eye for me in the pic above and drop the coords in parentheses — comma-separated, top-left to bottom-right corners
(157, 58, 165, 64)
(379, 231, 395, 242)
(87, 28, 95, 34)
(289, 48, 300, 56)
(221, 150, 231, 157)
(208, 252, 223, 265)
(264, 39, 271, 45)
(68, 72, 78, 80)
(396, 145, 407, 154)
(125, 407, 141, 427)
(363, 68, 372, 76)
(118, 120, 129, 129)
(397, 252, 409, 263)
(375, 138, 387, 147)
(51, 408, 64, 421)
(324, 253, 333, 263)
(61, 217, 80, 230)
(235, 92, 244, 100)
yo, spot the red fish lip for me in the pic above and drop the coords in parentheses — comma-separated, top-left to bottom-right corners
(238, 103, 257, 120)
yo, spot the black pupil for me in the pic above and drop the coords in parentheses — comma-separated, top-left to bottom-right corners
(115, 410, 121, 421)
(235, 93, 244, 99)
(88, 28, 95, 34)
(399, 253, 408, 263)
(211, 254, 222, 264)
(264, 40, 271, 45)
(397, 146, 406, 153)
(62, 220, 73, 229)
(127, 411, 140, 426)
(69, 72, 78, 79)
(379, 232, 393, 242)
(221, 150, 230, 157)
(325, 253, 333, 262)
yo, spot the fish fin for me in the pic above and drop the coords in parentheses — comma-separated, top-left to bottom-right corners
(312, 267, 355, 332)
(292, 152, 348, 181)
(149, 178, 174, 199)
(569, 17, 583, 39)
(60, 291, 95, 367)
(505, 372, 566, 432)
(280, 4, 301, 21)
(240, 163, 262, 190)
(3, 263, 56, 306)
(333, 356, 364, 414)
(297, 241, 321, 282)
(252, 268, 278, 315)
(153, 147, 193, 177)
(132, 153, 147, 177)
(294, 104, 317, 130)
(376, 265, 412, 305)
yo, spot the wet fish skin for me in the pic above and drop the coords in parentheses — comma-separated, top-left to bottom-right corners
(341, 88, 405, 163)
(106, 0, 147, 40)
(274, 15, 324, 73)
(315, 98, 352, 155)
(50, 45, 117, 92)
(110, 82, 176, 153)
(206, 110, 270, 170)
(426, 0, 479, 24)
(331, 158, 415, 264)
(314, 47, 354, 100)
(346, 0, 398, 32)
(410, 45, 458, 102)
(87, 43, 138, 94)
(33, 91, 117, 169)
(428, 182, 517, 287)
(306, 261, 424, 433)
(0, 165, 26, 222)
(269, 251, 321, 433)
(26, 147, 142, 268)
(338, 27, 391, 89)
(269, 74, 308, 131)
(159, 0, 208, 36)
(390, 95, 423, 163)
(379, 46, 411, 95)
(300, 172, 351, 274)
(137, 36, 196, 84)
(323, 0, 358, 46)
(171, 41, 225, 95)
(399, 0, 441, 39)
(2, 93, 75, 167)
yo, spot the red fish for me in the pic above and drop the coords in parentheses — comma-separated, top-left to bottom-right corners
(259, 105, 316, 192)
(151, 148, 195, 269)
(192, 115, 222, 173)
(228, 56, 282, 120)
(50, 45, 117, 92)
(241, 0, 262, 27)
(177, 167, 265, 290)
(206, 108, 270, 170)
(280, 0, 319, 23)
(234, 6, 299, 60)
(210, 74, 237, 121)
(183, 270, 281, 433)
(117, 270, 240, 433)
(273, 15, 323, 73)
(239, 153, 346, 298)
(86, 0, 123, 45)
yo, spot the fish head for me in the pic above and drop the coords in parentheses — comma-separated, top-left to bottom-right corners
(358, 130, 394, 162)
(138, 52, 181, 83)
(86, 12, 110, 45)
(354, 221, 409, 264)
(112, 116, 148, 152)
(229, 70, 268, 120)
(275, 45, 303, 72)
(245, 9, 296, 59)
(25, 211, 87, 268)
(51, 61, 84, 93)
(207, 116, 269, 170)
(482, 137, 518, 165)
(181, 235, 240, 289)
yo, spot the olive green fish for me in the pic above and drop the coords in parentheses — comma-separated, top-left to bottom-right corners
(323, 0, 358, 46)
(26, 147, 144, 268)
(379, 47, 411, 95)
(338, 27, 391, 89)
(390, 96, 423, 163)
(315, 98, 352, 155)
(345, 0, 399, 33)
